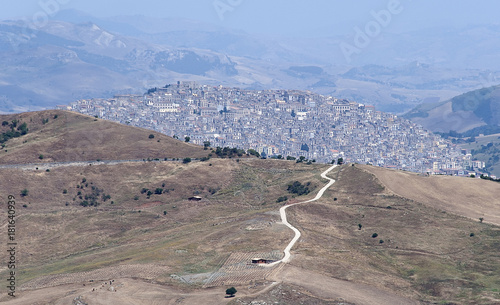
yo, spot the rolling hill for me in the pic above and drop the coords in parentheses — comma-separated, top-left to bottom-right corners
(405, 84, 500, 133)
(0, 110, 209, 164)
(0, 112, 499, 304)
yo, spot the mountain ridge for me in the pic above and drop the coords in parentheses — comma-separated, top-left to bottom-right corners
(2, 11, 500, 113)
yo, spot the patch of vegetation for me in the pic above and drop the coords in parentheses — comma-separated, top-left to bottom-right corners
(140, 184, 174, 199)
(70, 179, 111, 207)
(226, 287, 237, 297)
(0, 120, 29, 144)
(247, 149, 260, 158)
(20, 189, 29, 197)
(276, 196, 288, 203)
(480, 174, 500, 183)
(215, 146, 246, 158)
(287, 181, 312, 196)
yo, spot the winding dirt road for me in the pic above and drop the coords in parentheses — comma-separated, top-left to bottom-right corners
(268, 164, 337, 266)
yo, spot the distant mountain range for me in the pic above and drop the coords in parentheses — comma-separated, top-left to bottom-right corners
(405, 85, 500, 134)
(1, 9, 500, 113)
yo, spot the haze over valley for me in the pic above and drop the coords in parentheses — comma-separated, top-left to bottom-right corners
(1, 2, 500, 304)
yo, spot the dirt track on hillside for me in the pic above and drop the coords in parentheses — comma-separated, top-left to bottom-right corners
(361, 165, 500, 226)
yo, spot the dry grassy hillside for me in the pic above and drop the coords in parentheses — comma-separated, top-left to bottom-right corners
(0, 110, 209, 164)
(281, 164, 500, 305)
(1, 111, 499, 305)
(0, 158, 328, 304)
(360, 164, 500, 226)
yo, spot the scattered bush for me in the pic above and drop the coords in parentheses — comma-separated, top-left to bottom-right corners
(276, 196, 288, 203)
(155, 188, 163, 195)
(226, 287, 237, 297)
(372, 233, 378, 238)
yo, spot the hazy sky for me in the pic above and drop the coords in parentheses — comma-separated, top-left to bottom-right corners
(2, 0, 500, 37)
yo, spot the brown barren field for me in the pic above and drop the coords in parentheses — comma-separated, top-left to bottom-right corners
(0, 110, 209, 164)
(1, 112, 500, 304)
(361, 164, 500, 225)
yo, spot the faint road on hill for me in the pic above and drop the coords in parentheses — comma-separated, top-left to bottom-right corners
(0, 158, 195, 170)
(267, 164, 338, 267)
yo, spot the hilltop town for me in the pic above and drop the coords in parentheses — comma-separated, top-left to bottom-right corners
(59, 81, 477, 175)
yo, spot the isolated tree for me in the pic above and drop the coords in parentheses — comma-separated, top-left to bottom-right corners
(358, 224, 362, 230)
(479, 217, 484, 223)
(155, 188, 163, 195)
(225, 287, 237, 297)
(149, 134, 155, 139)
(20, 189, 29, 197)
(184, 136, 190, 143)
(203, 141, 211, 150)
(337, 157, 344, 165)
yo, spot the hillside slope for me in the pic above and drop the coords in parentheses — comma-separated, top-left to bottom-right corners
(0, 110, 209, 164)
(1, 160, 499, 304)
(361, 164, 500, 225)
(405, 85, 500, 133)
